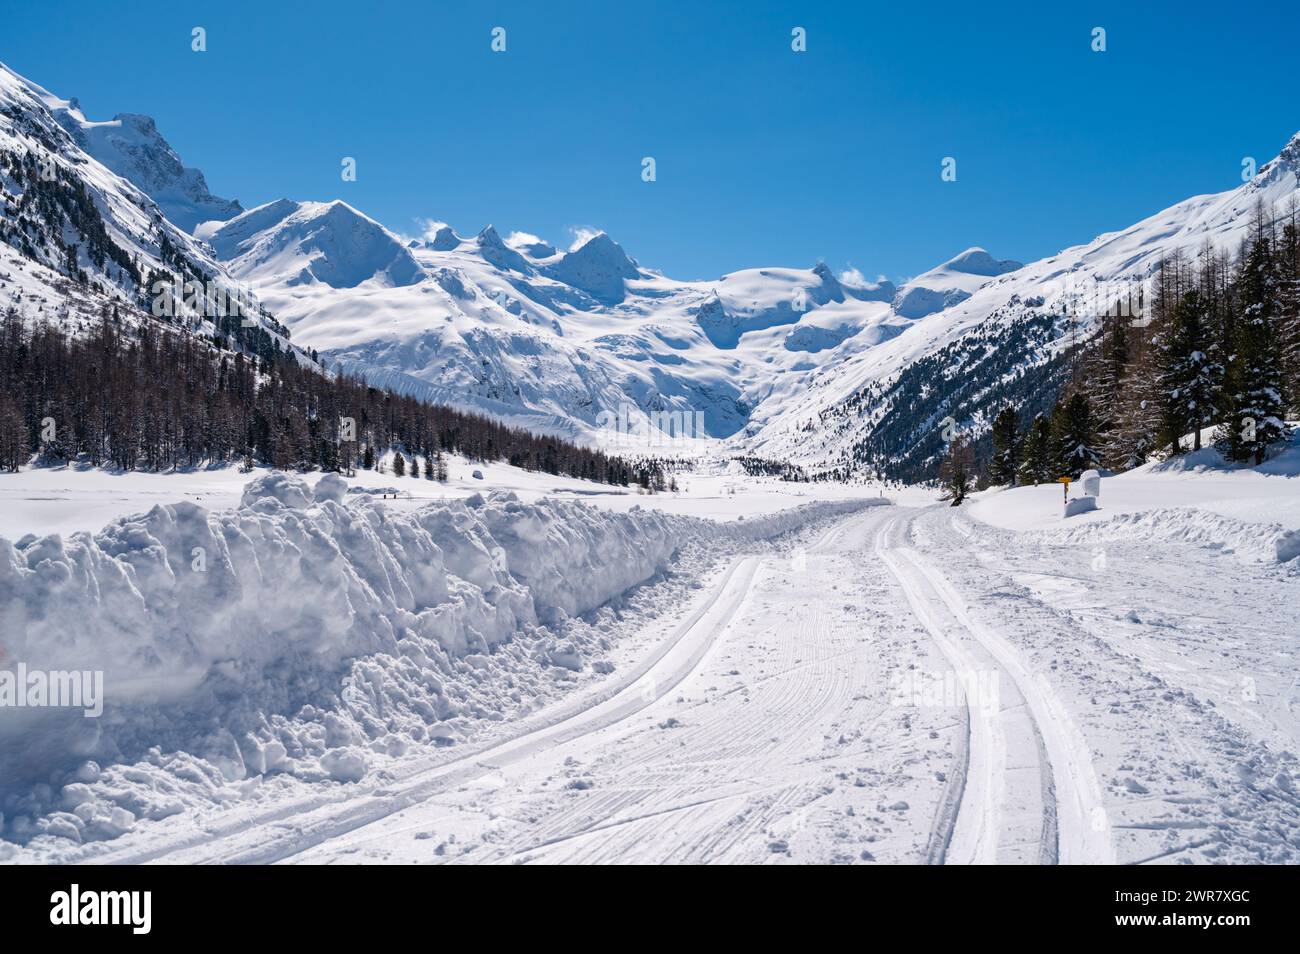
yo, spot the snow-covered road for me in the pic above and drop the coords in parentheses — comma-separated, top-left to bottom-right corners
(69, 498, 1298, 865)
(284, 505, 957, 864)
(281, 503, 1126, 865)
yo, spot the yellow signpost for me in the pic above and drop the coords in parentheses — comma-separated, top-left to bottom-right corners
(1057, 476, 1072, 504)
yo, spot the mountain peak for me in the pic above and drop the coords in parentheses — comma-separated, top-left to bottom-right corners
(1254, 129, 1300, 188)
(476, 224, 531, 272)
(208, 198, 422, 290)
(545, 232, 640, 304)
(41, 93, 243, 234)
(429, 225, 462, 251)
(942, 247, 1022, 277)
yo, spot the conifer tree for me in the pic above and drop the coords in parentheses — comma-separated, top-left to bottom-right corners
(939, 435, 974, 506)
(1277, 210, 1300, 415)
(1217, 236, 1290, 463)
(0, 394, 29, 470)
(987, 405, 1019, 486)
(1158, 289, 1223, 452)
(1017, 413, 1052, 485)
(1049, 393, 1098, 478)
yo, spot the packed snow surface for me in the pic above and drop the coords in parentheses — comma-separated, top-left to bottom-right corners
(0, 475, 880, 855)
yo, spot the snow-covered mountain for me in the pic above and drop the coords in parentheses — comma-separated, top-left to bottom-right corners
(24, 74, 242, 234)
(205, 126, 1298, 469)
(747, 132, 1300, 479)
(200, 199, 422, 289)
(4, 57, 1298, 478)
(891, 247, 1022, 319)
(191, 191, 1025, 446)
(0, 62, 287, 354)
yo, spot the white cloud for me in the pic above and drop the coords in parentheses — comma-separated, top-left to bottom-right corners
(839, 266, 889, 288)
(567, 226, 603, 252)
(505, 230, 546, 248)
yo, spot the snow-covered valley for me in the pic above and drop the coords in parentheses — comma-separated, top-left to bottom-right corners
(1, 39, 1298, 875)
(0, 441, 1296, 865)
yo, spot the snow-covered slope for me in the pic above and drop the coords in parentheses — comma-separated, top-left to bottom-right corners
(892, 247, 1022, 319)
(15, 67, 242, 234)
(202, 201, 1010, 447)
(5, 56, 1298, 478)
(202, 199, 422, 289)
(0, 61, 287, 351)
(201, 126, 1300, 468)
(746, 133, 1300, 477)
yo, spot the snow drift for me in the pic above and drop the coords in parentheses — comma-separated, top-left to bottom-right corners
(1043, 507, 1300, 567)
(0, 479, 881, 849)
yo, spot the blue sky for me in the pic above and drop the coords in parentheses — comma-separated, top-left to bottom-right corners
(3, 1, 1297, 280)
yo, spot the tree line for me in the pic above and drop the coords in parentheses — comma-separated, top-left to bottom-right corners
(0, 305, 664, 489)
(946, 203, 1298, 498)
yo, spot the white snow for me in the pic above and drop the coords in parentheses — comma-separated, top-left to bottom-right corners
(970, 432, 1300, 565)
(0, 468, 881, 858)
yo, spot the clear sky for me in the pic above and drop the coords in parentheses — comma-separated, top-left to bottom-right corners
(3, 1, 1298, 281)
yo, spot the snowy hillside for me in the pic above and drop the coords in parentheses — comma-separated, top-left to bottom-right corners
(891, 247, 1022, 319)
(3, 56, 1299, 480)
(0, 62, 287, 354)
(747, 132, 1300, 477)
(188, 114, 1299, 473)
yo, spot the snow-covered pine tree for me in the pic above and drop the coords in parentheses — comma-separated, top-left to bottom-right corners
(1049, 392, 1098, 478)
(987, 405, 1019, 486)
(1158, 289, 1223, 452)
(1216, 235, 1291, 464)
(1016, 413, 1052, 485)
(1277, 207, 1300, 416)
(1085, 304, 1131, 451)
(392, 451, 406, 477)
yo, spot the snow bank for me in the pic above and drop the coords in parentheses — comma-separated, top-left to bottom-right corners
(1062, 496, 1098, 517)
(1042, 507, 1300, 566)
(0, 479, 880, 850)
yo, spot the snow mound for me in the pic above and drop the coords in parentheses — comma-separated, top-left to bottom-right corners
(240, 472, 314, 509)
(312, 473, 349, 504)
(0, 484, 882, 851)
(1042, 507, 1298, 565)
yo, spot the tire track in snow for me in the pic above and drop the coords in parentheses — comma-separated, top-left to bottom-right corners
(305, 505, 925, 865)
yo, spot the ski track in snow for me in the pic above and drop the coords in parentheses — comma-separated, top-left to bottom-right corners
(877, 512, 1113, 864)
(20, 497, 1296, 865)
